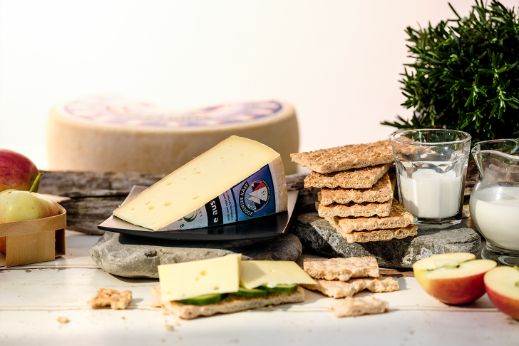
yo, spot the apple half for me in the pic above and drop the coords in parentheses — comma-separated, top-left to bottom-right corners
(413, 253, 496, 305)
(485, 266, 519, 320)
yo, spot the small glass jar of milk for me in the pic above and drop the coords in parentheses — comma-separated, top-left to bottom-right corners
(390, 129, 471, 226)
(469, 139, 519, 265)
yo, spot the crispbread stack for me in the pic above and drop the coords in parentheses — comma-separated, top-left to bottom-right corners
(291, 140, 417, 243)
(302, 256, 398, 317)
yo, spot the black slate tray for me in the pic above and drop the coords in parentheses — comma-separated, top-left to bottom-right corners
(98, 190, 298, 242)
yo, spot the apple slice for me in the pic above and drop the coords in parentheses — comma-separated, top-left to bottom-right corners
(485, 266, 519, 320)
(413, 253, 496, 305)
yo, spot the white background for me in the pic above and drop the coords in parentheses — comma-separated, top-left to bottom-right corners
(0, 0, 516, 169)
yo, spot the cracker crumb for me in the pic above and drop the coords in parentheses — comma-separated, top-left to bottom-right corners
(331, 296, 389, 317)
(57, 316, 70, 324)
(89, 288, 132, 310)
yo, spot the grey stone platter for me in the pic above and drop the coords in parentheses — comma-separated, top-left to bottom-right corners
(291, 213, 482, 269)
(90, 231, 302, 278)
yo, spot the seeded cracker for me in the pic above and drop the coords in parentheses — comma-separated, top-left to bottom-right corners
(290, 140, 392, 174)
(341, 225, 418, 243)
(304, 164, 391, 189)
(331, 297, 389, 318)
(326, 202, 415, 233)
(303, 277, 400, 298)
(303, 256, 379, 281)
(317, 200, 392, 218)
(318, 174, 393, 205)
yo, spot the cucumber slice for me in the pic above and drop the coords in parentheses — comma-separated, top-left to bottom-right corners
(261, 284, 298, 293)
(233, 287, 268, 298)
(179, 293, 224, 305)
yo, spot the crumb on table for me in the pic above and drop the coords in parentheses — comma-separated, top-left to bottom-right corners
(89, 288, 133, 310)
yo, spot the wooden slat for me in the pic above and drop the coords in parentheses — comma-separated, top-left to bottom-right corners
(38, 170, 307, 235)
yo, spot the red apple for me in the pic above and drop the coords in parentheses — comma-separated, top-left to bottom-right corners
(413, 253, 496, 305)
(0, 149, 40, 192)
(485, 266, 519, 320)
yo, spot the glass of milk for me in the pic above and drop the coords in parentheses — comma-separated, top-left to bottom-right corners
(469, 139, 519, 265)
(390, 129, 471, 226)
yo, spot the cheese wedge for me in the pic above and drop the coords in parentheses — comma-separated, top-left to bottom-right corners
(240, 261, 316, 289)
(113, 135, 287, 231)
(158, 254, 241, 301)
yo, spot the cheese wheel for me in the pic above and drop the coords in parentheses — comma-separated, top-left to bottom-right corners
(47, 96, 299, 174)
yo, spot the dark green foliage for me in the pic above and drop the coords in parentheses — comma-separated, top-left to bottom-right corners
(382, 0, 519, 142)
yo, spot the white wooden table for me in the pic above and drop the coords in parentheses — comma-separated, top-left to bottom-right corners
(0, 231, 517, 346)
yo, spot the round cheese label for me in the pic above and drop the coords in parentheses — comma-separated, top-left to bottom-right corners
(63, 96, 284, 128)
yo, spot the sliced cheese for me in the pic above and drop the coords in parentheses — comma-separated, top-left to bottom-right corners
(240, 261, 316, 289)
(113, 135, 287, 231)
(158, 254, 241, 301)
(47, 95, 299, 174)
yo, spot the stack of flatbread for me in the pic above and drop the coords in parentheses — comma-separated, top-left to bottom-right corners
(291, 140, 417, 243)
(302, 256, 399, 317)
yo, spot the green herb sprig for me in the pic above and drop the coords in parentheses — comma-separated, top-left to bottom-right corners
(382, 0, 519, 142)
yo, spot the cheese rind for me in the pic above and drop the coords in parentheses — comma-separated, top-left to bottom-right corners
(47, 95, 299, 174)
(113, 136, 287, 231)
(240, 261, 316, 289)
(158, 254, 241, 301)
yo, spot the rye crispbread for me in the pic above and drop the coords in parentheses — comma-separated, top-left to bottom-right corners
(326, 202, 415, 233)
(89, 288, 132, 310)
(331, 296, 389, 318)
(303, 256, 379, 281)
(316, 200, 392, 218)
(340, 225, 418, 243)
(291, 140, 393, 174)
(155, 287, 305, 320)
(318, 174, 393, 206)
(304, 164, 391, 189)
(303, 277, 399, 299)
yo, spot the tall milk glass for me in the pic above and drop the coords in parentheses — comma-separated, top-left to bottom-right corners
(390, 129, 471, 226)
(469, 139, 519, 265)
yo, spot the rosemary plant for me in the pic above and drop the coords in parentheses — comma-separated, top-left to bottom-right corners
(382, 0, 519, 142)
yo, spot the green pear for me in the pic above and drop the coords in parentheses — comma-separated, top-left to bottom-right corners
(0, 190, 61, 224)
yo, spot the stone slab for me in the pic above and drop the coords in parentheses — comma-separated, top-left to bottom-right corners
(291, 213, 482, 269)
(90, 231, 302, 278)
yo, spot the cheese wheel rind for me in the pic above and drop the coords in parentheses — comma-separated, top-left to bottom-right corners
(47, 96, 299, 174)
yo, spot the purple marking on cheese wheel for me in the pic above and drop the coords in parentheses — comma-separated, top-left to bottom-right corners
(63, 96, 284, 128)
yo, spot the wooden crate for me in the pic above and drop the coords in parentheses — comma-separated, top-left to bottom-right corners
(0, 206, 66, 267)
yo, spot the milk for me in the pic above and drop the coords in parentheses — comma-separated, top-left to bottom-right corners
(399, 169, 463, 219)
(470, 185, 519, 251)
